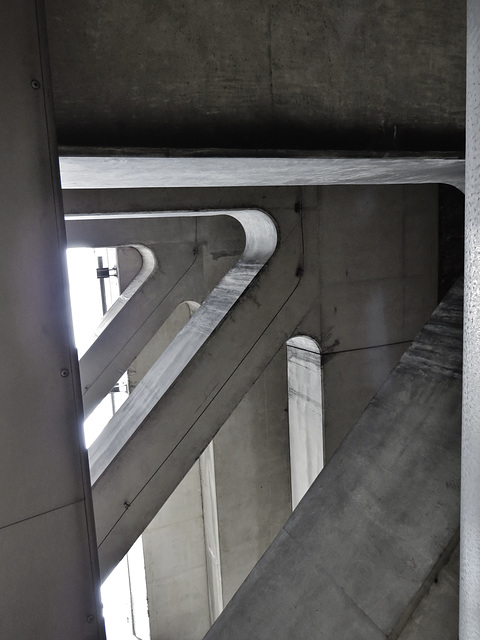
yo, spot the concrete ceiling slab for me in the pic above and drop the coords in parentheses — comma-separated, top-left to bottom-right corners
(45, 0, 465, 151)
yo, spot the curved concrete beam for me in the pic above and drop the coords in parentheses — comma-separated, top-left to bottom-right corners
(88, 208, 287, 577)
(66, 212, 239, 417)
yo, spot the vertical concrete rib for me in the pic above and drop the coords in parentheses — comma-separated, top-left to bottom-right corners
(461, 3, 480, 638)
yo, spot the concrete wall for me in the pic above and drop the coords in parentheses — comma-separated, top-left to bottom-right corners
(314, 184, 438, 459)
(0, 3, 104, 638)
(398, 544, 459, 640)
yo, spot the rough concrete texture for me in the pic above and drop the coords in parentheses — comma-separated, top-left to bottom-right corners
(123, 265, 290, 631)
(204, 281, 462, 639)
(461, 3, 480, 636)
(45, 1, 465, 151)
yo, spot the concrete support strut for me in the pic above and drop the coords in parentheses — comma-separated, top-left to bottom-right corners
(205, 280, 462, 640)
(460, 2, 480, 638)
(89, 209, 284, 578)
(66, 212, 202, 418)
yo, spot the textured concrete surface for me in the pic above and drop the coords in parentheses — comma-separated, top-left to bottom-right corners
(45, 0, 465, 151)
(461, 2, 480, 637)
(398, 543, 459, 640)
(66, 211, 245, 417)
(204, 281, 462, 639)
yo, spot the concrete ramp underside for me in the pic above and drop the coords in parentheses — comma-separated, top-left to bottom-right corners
(204, 281, 463, 639)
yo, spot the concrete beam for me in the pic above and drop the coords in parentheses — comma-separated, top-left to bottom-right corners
(89, 209, 290, 578)
(205, 280, 462, 639)
(59, 155, 465, 191)
(66, 212, 214, 417)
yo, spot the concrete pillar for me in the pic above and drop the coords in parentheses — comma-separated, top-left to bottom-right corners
(287, 336, 324, 509)
(0, 1, 103, 638)
(460, 2, 480, 637)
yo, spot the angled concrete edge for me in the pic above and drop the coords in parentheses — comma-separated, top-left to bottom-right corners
(204, 280, 462, 639)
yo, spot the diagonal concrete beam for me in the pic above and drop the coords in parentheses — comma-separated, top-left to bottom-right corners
(66, 213, 203, 417)
(204, 280, 462, 640)
(89, 205, 315, 579)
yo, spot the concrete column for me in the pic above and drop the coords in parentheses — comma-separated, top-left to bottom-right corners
(287, 336, 324, 509)
(0, 1, 104, 638)
(461, 2, 480, 638)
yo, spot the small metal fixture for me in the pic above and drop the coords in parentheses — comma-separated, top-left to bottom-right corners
(96, 256, 117, 316)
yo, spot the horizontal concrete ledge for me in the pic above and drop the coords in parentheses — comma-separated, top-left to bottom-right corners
(59, 156, 465, 191)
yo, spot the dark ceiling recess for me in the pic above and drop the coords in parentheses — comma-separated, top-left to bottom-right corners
(44, 0, 466, 152)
